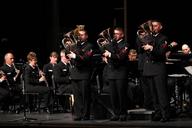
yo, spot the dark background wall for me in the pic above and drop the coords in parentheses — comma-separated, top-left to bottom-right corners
(0, 0, 191, 67)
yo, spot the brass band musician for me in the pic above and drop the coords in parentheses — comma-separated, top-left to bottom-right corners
(138, 20, 170, 122)
(66, 27, 93, 121)
(101, 27, 129, 121)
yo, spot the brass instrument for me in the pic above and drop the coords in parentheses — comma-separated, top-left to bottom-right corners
(97, 28, 113, 48)
(61, 25, 85, 52)
(62, 30, 78, 52)
(137, 20, 154, 45)
(96, 28, 114, 64)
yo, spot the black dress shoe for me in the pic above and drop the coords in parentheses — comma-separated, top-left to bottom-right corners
(44, 107, 52, 114)
(110, 115, 119, 121)
(15, 109, 20, 114)
(119, 115, 127, 121)
(73, 117, 82, 121)
(151, 114, 161, 121)
(82, 116, 90, 120)
(160, 117, 170, 122)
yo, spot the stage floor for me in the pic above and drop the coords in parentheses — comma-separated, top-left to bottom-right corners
(0, 110, 192, 128)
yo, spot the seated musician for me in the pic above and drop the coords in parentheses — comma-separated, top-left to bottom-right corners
(168, 44, 192, 115)
(53, 49, 72, 112)
(180, 44, 192, 114)
(43, 51, 59, 89)
(23, 51, 53, 113)
(127, 49, 144, 109)
(0, 52, 22, 112)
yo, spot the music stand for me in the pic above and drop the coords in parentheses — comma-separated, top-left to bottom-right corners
(9, 74, 38, 122)
(184, 66, 192, 75)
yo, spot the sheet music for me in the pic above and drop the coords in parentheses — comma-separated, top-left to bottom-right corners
(184, 66, 192, 75)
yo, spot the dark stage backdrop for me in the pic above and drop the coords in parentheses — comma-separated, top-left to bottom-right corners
(0, 0, 191, 68)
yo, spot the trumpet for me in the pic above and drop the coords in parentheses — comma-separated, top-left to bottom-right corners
(36, 64, 49, 87)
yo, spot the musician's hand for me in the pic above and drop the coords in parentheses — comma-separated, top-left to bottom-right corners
(67, 51, 76, 59)
(39, 70, 45, 76)
(39, 75, 46, 82)
(102, 57, 108, 63)
(166, 51, 171, 59)
(170, 41, 178, 47)
(13, 77, 16, 81)
(15, 69, 20, 74)
(65, 41, 72, 46)
(142, 44, 153, 51)
(103, 50, 111, 58)
(0, 75, 6, 82)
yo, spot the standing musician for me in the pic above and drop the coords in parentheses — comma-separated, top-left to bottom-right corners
(23, 51, 53, 113)
(101, 27, 129, 121)
(0, 52, 22, 112)
(126, 49, 144, 109)
(136, 20, 178, 111)
(66, 26, 94, 121)
(140, 20, 170, 122)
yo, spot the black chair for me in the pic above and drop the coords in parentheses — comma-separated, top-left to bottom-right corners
(9, 74, 39, 122)
(20, 74, 39, 121)
(51, 75, 74, 113)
